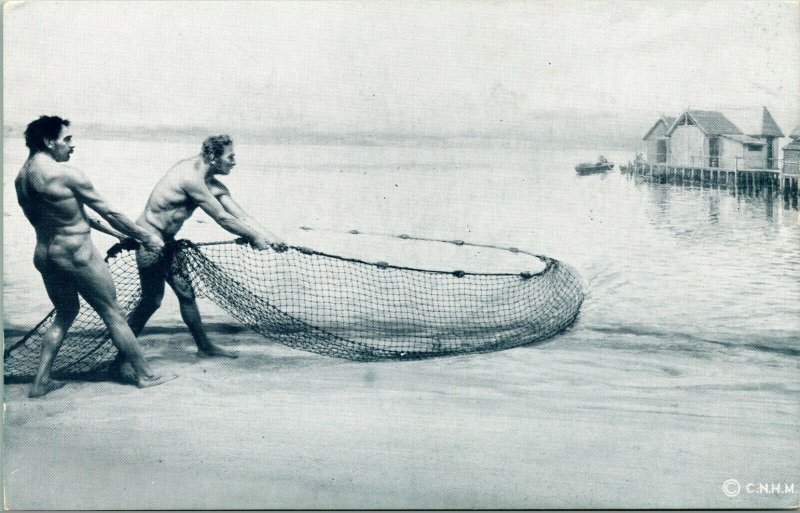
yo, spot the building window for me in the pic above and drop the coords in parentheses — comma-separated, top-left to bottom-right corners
(657, 139, 667, 163)
(766, 138, 775, 168)
(708, 137, 719, 168)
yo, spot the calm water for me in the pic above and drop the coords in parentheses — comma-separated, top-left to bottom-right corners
(3, 137, 799, 359)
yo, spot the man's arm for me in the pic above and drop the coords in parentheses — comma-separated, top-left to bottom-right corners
(66, 167, 162, 250)
(183, 178, 271, 248)
(217, 192, 285, 245)
(86, 214, 127, 239)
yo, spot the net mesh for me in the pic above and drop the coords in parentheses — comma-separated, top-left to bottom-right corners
(4, 235, 585, 381)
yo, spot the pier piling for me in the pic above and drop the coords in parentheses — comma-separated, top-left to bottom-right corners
(623, 162, 799, 203)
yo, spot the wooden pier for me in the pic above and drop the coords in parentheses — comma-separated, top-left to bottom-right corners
(622, 160, 800, 198)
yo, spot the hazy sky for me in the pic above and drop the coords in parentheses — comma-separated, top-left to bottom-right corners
(4, 0, 799, 134)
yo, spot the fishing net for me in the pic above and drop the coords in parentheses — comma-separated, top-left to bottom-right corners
(4, 233, 585, 381)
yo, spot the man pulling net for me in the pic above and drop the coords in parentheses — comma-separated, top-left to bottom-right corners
(13, 116, 175, 397)
(110, 135, 287, 384)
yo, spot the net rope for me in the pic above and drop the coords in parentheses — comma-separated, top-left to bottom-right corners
(4, 230, 585, 381)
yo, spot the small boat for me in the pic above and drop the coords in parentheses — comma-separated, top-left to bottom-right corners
(575, 156, 614, 175)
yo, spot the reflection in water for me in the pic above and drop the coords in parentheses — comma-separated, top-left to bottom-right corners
(650, 181, 671, 221)
(627, 171, 798, 248)
(708, 196, 720, 223)
(615, 168, 799, 355)
(564, 166, 800, 373)
(764, 191, 775, 220)
(785, 189, 799, 211)
(625, 172, 799, 217)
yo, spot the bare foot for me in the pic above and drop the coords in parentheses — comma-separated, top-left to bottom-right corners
(136, 373, 178, 389)
(28, 380, 66, 398)
(197, 345, 239, 359)
(111, 360, 139, 386)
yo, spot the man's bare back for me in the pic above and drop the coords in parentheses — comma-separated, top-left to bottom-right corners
(16, 155, 98, 273)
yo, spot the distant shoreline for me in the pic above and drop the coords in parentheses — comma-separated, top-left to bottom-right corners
(3, 124, 640, 150)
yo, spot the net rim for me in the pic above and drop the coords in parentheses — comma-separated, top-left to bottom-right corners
(194, 238, 555, 278)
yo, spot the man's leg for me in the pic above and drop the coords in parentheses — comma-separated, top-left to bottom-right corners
(167, 270, 238, 358)
(29, 267, 80, 398)
(111, 250, 167, 383)
(128, 248, 167, 336)
(74, 247, 176, 388)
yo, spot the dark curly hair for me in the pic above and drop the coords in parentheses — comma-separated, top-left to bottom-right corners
(201, 135, 233, 164)
(25, 116, 70, 154)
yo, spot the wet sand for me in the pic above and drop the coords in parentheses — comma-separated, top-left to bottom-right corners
(4, 328, 798, 509)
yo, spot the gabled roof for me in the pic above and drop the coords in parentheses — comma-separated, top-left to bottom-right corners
(791, 125, 800, 140)
(642, 115, 676, 140)
(667, 110, 743, 136)
(760, 107, 784, 137)
(726, 107, 784, 137)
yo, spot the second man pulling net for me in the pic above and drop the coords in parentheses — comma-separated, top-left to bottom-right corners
(111, 135, 286, 382)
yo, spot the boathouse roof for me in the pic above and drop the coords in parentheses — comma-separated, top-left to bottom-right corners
(667, 110, 743, 136)
(759, 108, 784, 137)
(726, 107, 784, 138)
(642, 116, 676, 140)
